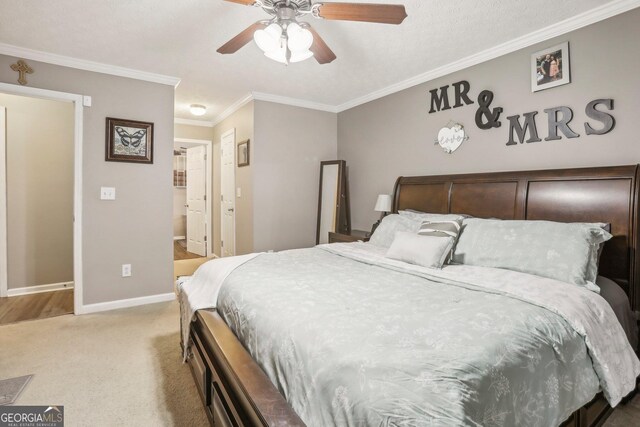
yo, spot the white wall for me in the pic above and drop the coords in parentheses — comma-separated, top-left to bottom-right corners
(253, 101, 338, 252)
(337, 8, 640, 230)
(0, 55, 175, 306)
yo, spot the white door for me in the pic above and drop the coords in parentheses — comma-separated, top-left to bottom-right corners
(186, 145, 207, 256)
(0, 106, 7, 297)
(220, 129, 236, 257)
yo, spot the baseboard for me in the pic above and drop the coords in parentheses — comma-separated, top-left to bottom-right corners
(174, 236, 185, 241)
(7, 281, 74, 297)
(78, 292, 176, 314)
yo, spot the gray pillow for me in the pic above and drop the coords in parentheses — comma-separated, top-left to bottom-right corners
(418, 219, 462, 263)
(386, 231, 454, 269)
(369, 214, 421, 247)
(452, 218, 612, 290)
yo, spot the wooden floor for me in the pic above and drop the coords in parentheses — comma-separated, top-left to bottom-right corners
(174, 240, 204, 261)
(0, 289, 73, 325)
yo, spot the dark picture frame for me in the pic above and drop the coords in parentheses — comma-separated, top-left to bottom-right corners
(531, 41, 571, 92)
(105, 117, 154, 164)
(237, 139, 250, 167)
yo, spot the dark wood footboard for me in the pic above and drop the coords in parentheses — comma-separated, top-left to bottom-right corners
(186, 309, 305, 426)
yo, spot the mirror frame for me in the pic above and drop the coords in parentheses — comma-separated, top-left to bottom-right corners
(316, 160, 350, 244)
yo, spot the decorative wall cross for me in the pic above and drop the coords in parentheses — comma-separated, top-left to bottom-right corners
(10, 60, 34, 85)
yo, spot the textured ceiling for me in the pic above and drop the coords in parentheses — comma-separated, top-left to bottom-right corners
(0, 0, 616, 120)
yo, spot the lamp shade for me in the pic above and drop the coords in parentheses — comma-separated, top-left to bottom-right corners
(374, 194, 392, 212)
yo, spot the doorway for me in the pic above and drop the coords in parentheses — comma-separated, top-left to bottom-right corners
(0, 91, 77, 324)
(173, 138, 213, 264)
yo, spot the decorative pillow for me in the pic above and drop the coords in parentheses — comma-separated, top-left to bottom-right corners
(386, 231, 454, 269)
(418, 218, 463, 263)
(369, 214, 421, 247)
(399, 210, 468, 222)
(452, 218, 612, 290)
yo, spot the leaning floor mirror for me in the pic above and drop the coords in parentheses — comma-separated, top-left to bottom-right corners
(316, 160, 350, 244)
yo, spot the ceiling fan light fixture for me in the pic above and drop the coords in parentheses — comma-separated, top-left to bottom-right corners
(189, 104, 207, 116)
(290, 50, 313, 63)
(254, 23, 282, 53)
(287, 23, 313, 52)
(264, 44, 288, 64)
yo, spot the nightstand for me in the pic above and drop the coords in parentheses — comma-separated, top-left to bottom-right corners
(328, 230, 370, 243)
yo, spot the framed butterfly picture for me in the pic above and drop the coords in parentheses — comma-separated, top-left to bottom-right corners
(105, 117, 154, 164)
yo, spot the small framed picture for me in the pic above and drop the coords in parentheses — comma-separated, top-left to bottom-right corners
(105, 117, 154, 164)
(237, 139, 250, 167)
(531, 41, 570, 92)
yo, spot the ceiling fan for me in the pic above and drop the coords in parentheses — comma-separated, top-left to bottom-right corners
(217, 0, 407, 65)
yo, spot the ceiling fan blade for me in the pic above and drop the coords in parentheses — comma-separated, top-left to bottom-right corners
(217, 22, 266, 54)
(307, 26, 337, 64)
(223, 0, 257, 5)
(316, 2, 407, 24)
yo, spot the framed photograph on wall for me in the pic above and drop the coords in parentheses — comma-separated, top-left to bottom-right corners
(105, 117, 154, 164)
(531, 41, 570, 92)
(237, 139, 250, 167)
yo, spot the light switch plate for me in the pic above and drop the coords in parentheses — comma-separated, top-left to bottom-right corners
(83, 96, 92, 107)
(122, 264, 131, 277)
(236, 187, 242, 198)
(100, 187, 116, 200)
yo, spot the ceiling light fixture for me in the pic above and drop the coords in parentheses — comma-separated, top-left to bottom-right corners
(190, 104, 207, 116)
(252, 2, 314, 65)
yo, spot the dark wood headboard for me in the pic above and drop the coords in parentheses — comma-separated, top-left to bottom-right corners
(392, 165, 640, 310)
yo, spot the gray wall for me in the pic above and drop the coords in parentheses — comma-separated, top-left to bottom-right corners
(212, 102, 254, 256)
(338, 8, 640, 230)
(253, 100, 338, 252)
(0, 55, 175, 306)
(0, 93, 74, 289)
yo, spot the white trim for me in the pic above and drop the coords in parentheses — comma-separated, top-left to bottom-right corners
(335, 0, 640, 112)
(0, 82, 84, 315)
(0, 106, 6, 297)
(174, 117, 214, 128)
(7, 281, 74, 297)
(251, 92, 338, 113)
(173, 235, 186, 241)
(79, 292, 176, 315)
(0, 43, 181, 87)
(175, 137, 214, 258)
(211, 94, 254, 127)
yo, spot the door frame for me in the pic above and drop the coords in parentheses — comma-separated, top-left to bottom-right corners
(175, 138, 213, 258)
(220, 128, 236, 257)
(0, 83, 84, 316)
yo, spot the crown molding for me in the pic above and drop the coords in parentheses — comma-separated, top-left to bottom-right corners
(0, 43, 181, 87)
(334, 0, 640, 112)
(211, 93, 254, 127)
(174, 117, 215, 127)
(252, 92, 338, 113)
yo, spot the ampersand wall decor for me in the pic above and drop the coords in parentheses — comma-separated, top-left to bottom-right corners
(475, 90, 503, 129)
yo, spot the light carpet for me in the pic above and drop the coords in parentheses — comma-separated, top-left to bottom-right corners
(0, 301, 208, 426)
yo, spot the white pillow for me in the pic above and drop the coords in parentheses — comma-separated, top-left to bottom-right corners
(369, 214, 421, 247)
(386, 231, 454, 269)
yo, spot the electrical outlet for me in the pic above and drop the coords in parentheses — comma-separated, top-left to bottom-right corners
(100, 187, 116, 200)
(122, 264, 132, 277)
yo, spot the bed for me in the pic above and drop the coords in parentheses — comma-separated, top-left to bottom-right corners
(180, 164, 640, 427)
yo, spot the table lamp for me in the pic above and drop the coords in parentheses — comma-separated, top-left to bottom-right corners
(370, 194, 392, 236)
